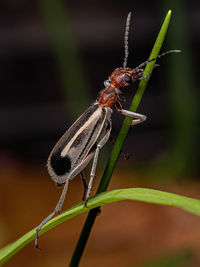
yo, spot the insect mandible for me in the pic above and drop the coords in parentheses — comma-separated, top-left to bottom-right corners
(35, 12, 181, 248)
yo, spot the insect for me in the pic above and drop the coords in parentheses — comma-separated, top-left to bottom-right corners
(35, 12, 181, 248)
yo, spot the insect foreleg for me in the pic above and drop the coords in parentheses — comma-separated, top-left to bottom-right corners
(85, 128, 111, 206)
(117, 108, 147, 126)
(35, 179, 69, 248)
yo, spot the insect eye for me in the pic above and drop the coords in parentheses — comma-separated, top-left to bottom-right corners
(124, 74, 132, 83)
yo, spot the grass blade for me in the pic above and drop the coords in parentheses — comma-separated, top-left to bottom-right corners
(1, 187, 200, 265)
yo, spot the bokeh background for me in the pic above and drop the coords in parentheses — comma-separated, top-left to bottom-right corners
(0, 0, 200, 266)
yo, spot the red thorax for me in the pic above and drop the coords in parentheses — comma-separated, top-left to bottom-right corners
(96, 67, 142, 107)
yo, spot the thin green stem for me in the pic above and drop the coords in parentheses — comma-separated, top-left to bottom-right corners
(69, 10, 172, 267)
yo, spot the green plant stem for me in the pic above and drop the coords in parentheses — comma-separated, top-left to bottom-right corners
(69, 10, 172, 267)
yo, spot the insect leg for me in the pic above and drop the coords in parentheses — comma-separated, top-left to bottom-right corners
(68, 151, 95, 180)
(85, 128, 111, 206)
(80, 171, 88, 201)
(35, 179, 69, 248)
(55, 178, 70, 213)
(117, 108, 147, 126)
(36, 152, 97, 248)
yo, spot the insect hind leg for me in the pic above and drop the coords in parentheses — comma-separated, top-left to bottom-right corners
(35, 179, 69, 249)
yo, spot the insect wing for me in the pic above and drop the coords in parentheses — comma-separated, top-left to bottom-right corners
(47, 104, 109, 183)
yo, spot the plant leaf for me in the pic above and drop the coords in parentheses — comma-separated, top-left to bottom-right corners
(1, 187, 200, 265)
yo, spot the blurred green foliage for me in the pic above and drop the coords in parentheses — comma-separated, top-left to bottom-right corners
(150, 0, 198, 177)
(40, 0, 90, 119)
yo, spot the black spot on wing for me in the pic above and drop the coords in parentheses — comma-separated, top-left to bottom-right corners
(50, 149, 71, 176)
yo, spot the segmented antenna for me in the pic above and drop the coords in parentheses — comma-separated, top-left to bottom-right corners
(134, 49, 181, 71)
(123, 12, 132, 68)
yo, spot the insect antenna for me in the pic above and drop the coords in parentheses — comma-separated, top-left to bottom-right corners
(123, 12, 132, 68)
(135, 49, 181, 71)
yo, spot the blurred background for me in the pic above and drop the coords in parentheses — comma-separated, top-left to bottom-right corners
(0, 0, 200, 266)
